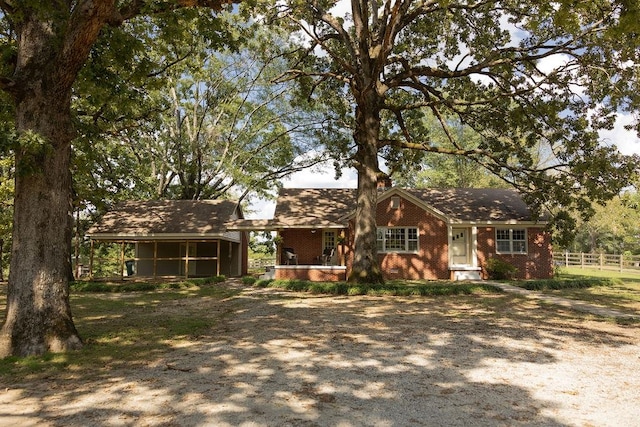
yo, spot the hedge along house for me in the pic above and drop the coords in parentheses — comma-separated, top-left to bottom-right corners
(86, 200, 248, 280)
(230, 185, 553, 281)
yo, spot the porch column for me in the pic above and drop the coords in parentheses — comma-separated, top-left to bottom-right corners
(216, 239, 221, 276)
(120, 241, 125, 281)
(153, 241, 158, 278)
(89, 239, 94, 280)
(185, 240, 190, 279)
(471, 226, 478, 268)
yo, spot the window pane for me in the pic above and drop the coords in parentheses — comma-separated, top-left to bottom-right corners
(496, 229, 510, 240)
(377, 229, 384, 252)
(385, 228, 406, 251)
(496, 229, 526, 254)
(497, 240, 511, 253)
(512, 229, 526, 241)
(407, 228, 418, 251)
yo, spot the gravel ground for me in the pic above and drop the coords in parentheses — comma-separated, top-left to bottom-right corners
(1, 281, 639, 426)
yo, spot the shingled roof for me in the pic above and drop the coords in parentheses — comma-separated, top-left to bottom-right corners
(86, 199, 241, 239)
(403, 188, 542, 222)
(269, 187, 543, 226)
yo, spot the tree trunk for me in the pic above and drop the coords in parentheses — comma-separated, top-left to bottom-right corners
(0, 104, 82, 356)
(349, 102, 384, 284)
(0, 10, 91, 357)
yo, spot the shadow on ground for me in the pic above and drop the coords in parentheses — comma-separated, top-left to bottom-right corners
(1, 281, 639, 426)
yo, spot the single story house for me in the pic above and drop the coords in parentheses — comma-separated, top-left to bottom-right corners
(86, 199, 248, 279)
(230, 185, 553, 281)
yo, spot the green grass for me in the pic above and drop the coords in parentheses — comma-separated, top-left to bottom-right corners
(2, 270, 639, 379)
(515, 267, 640, 314)
(252, 278, 503, 296)
(0, 278, 239, 379)
(69, 275, 227, 293)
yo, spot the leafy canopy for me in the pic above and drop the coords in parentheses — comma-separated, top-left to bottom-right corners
(265, 0, 640, 227)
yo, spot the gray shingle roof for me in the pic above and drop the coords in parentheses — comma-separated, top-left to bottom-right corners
(86, 199, 240, 237)
(272, 188, 356, 227)
(270, 187, 542, 225)
(404, 188, 539, 222)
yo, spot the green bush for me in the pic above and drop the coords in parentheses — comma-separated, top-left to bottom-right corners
(519, 278, 620, 290)
(252, 279, 502, 296)
(242, 276, 257, 285)
(485, 257, 518, 280)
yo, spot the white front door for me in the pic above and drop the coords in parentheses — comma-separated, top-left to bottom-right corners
(451, 228, 469, 265)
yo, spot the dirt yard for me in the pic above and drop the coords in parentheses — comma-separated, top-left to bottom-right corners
(1, 280, 639, 426)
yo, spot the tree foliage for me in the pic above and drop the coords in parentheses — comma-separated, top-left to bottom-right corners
(570, 187, 640, 254)
(265, 0, 640, 282)
(0, 0, 237, 357)
(74, 23, 328, 213)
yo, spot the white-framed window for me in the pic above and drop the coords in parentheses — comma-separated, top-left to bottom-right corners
(377, 227, 419, 253)
(390, 196, 401, 209)
(323, 230, 336, 250)
(496, 228, 527, 254)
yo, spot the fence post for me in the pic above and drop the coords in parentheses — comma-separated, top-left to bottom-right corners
(620, 254, 623, 273)
(580, 252, 584, 269)
(599, 253, 604, 270)
(565, 251, 569, 267)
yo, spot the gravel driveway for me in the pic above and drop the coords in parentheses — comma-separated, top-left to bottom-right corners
(1, 281, 639, 426)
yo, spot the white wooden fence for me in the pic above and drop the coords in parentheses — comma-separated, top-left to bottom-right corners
(554, 252, 640, 273)
(248, 258, 276, 270)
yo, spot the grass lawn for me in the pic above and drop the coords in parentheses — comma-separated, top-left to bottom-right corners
(1, 271, 638, 379)
(518, 266, 640, 314)
(0, 279, 241, 379)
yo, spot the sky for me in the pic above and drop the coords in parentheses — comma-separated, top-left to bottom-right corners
(246, 120, 640, 220)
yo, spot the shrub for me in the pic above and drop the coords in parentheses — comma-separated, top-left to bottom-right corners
(242, 276, 257, 285)
(485, 257, 518, 280)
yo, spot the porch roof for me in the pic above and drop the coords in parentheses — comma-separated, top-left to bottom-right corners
(86, 199, 241, 240)
(227, 188, 354, 231)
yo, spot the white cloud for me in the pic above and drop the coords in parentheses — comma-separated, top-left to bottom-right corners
(599, 113, 640, 156)
(282, 162, 357, 189)
(245, 160, 357, 219)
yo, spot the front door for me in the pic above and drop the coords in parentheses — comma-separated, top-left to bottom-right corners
(451, 228, 469, 265)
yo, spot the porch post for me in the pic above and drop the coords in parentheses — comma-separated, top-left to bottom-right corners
(471, 226, 478, 268)
(185, 240, 190, 279)
(120, 241, 125, 281)
(216, 239, 221, 276)
(89, 239, 94, 280)
(153, 241, 158, 278)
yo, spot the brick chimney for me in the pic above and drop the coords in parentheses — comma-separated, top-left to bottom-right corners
(377, 174, 392, 190)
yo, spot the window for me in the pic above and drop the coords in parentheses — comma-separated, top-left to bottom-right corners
(390, 196, 400, 209)
(377, 227, 419, 252)
(323, 230, 336, 250)
(496, 228, 527, 254)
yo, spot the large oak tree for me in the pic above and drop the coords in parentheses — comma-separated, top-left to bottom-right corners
(270, 0, 640, 283)
(0, 0, 233, 357)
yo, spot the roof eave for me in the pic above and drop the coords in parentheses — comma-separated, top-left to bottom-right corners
(87, 232, 231, 241)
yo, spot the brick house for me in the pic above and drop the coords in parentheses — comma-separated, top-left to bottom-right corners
(232, 186, 553, 281)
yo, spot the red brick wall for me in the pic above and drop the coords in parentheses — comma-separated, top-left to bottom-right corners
(374, 195, 450, 280)
(275, 266, 347, 281)
(477, 227, 553, 279)
(279, 229, 324, 265)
